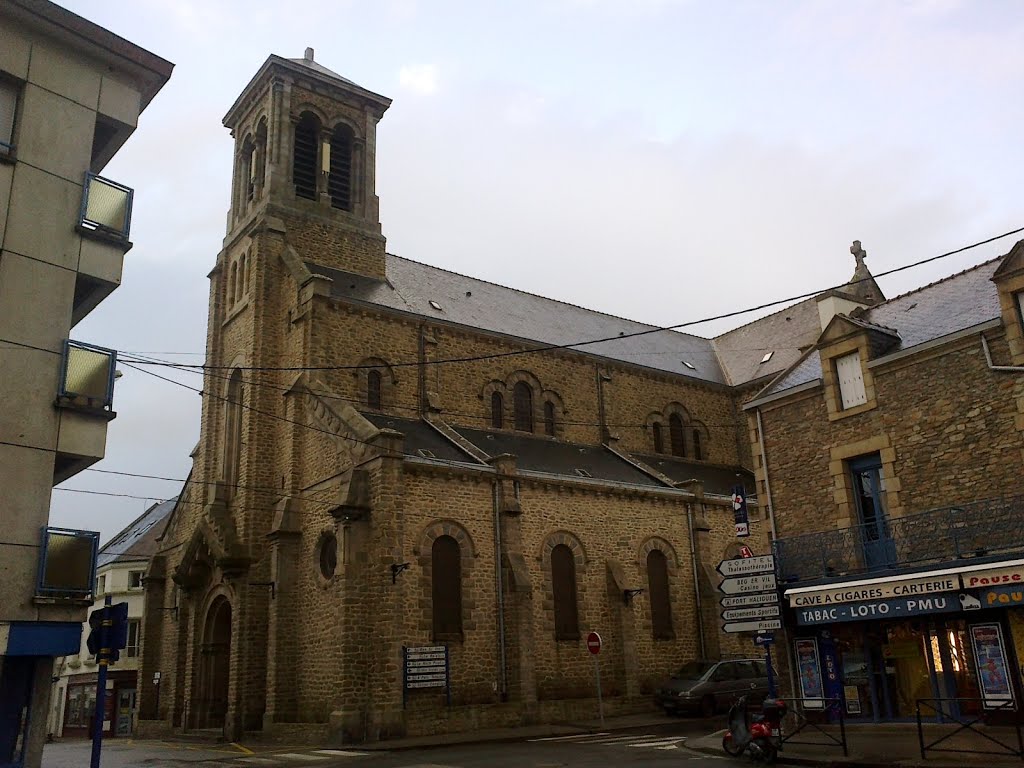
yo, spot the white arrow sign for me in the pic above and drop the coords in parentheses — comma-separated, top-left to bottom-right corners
(722, 619, 782, 633)
(718, 573, 777, 594)
(716, 555, 775, 577)
(721, 605, 781, 621)
(720, 592, 779, 608)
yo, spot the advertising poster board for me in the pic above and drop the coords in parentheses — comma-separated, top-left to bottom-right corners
(795, 637, 825, 709)
(969, 623, 1014, 710)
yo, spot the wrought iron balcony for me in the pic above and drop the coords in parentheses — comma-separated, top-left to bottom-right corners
(774, 494, 1024, 584)
(57, 340, 117, 413)
(78, 172, 133, 244)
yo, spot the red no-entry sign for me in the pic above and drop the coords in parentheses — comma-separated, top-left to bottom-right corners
(586, 631, 602, 655)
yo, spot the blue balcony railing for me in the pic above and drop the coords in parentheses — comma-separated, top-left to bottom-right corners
(79, 172, 133, 243)
(774, 494, 1024, 584)
(58, 340, 117, 411)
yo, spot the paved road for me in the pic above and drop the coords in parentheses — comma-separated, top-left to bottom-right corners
(42, 722, 739, 768)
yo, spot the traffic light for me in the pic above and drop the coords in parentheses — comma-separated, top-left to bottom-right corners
(85, 602, 130, 661)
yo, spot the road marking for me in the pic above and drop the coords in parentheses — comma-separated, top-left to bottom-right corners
(238, 759, 277, 765)
(590, 734, 657, 743)
(311, 749, 369, 756)
(627, 737, 687, 748)
(529, 732, 610, 741)
(231, 742, 256, 755)
(277, 753, 328, 761)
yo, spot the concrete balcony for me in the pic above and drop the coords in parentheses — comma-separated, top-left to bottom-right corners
(54, 341, 117, 484)
(72, 173, 134, 327)
(774, 494, 1024, 586)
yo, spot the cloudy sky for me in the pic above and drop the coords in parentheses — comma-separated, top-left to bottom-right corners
(51, 0, 1024, 542)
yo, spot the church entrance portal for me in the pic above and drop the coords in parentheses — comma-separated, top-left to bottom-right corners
(197, 596, 232, 730)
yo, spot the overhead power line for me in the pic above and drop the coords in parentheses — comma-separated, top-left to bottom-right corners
(118, 226, 1023, 373)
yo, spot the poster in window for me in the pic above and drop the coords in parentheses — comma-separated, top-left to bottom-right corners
(844, 685, 862, 715)
(795, 638, 825, 708)
(969, 623, 1014, 709)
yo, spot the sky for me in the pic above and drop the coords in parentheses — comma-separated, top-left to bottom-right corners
(50, 0, 1024, 542)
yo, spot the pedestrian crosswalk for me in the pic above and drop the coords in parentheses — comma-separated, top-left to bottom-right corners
(235, 748, 370, 764)
(529, 732, 689, 750)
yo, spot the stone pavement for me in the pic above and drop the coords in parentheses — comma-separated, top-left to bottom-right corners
(686, 721, 1024, 767)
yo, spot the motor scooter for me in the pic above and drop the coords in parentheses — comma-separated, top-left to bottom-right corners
(722, 694, 786, 763)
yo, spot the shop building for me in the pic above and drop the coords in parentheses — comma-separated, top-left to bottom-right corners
(747, 240, 1024, 721)
(49, 498, 176, 740)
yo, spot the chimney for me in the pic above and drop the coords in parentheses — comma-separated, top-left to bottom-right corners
(304, 47, 314, 62)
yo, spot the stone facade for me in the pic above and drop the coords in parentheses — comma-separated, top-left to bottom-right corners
(139, 50, 779, 744)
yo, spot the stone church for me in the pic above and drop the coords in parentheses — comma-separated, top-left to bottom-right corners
(138, 49, 879, 742)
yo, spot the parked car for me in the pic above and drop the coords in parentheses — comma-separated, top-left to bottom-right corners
(654, 659, 770, 718)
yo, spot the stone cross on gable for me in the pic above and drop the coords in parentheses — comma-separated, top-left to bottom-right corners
(851, 240, 867, 269)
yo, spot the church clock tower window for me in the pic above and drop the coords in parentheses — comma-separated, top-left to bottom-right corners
(328, 124, 354, 211)
(293, 112, 320, 200)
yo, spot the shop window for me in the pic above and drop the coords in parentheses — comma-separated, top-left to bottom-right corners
(647, 549, 673, 639)
(432, 535, 463, 639)
(551, 544, 580, 640)
(836, 351, 867, 409)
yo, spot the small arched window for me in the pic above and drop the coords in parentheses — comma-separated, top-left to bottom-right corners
(490, 391, 503, 429)
(254, 119, 268, 193)
(432, 535, 463, 639)
(551, 544, 580, 640)
(513, 382, 533, 433)
(229, 262, 238, 305)
(652, 422, 664, 454)
(647, 549, 673, 639)
(223, 370, 244, 494)
(329, 124, 354, 211)
(293, 112, 320, 200)
(692, 429, 702, 461)
(240, 253, 248, 295)
(669, 414, 685, 457)
(543, 401, 556, 437)
(367, 370, 382, 410)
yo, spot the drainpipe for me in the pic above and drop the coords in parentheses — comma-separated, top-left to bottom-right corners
(687, 503, 706, 659)
(756, 407, 799, 701)
(492, 481, 509, 701)
(982, 334, 1024, 373)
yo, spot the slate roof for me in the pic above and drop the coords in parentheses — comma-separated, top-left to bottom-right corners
(633, 454, 756, 498)
(711, 297, 822, 387)
(760, 258, 1003, 398)
(361, 412, 478, 464)
(454, 426, 664, 487)
(307, 258, 727, 384)
(287, 55, 358, 87)
(97, 496, 177, 567)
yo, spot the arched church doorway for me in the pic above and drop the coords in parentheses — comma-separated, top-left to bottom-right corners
(198, 595, 231, 729)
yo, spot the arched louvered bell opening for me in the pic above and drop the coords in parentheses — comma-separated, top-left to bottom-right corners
(293, 113, 319, 200)
(329, 124, 354, 211)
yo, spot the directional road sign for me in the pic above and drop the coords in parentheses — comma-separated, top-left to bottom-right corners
(718, 573, 777, 595)
(720, 592, 779, 608)
(721, 605, 781, 622)
(716, 555, 775, 578)
(722, 619, 782, 633)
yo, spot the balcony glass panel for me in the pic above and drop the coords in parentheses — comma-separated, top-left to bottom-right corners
(79, 172, 133, 240)
(60, 340, 116, 410)
(37, 527, 100, 597)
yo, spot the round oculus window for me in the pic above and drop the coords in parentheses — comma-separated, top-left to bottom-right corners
(319, 533, 338, 579)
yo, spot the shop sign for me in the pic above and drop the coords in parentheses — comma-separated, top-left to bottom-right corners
(969, 623, 1015, 710)
(963, 565, 1024, 589)
(795, 592, 961, 626)
(788, 574, 958, 607)
(980, 585, 1024, 608)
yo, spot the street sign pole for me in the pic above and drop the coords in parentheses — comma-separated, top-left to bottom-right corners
(90, 595, 111, 768)
(765, 642, 776, 699)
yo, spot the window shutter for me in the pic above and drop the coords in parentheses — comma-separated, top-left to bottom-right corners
(293, 114, 319, 200)
(0, 80, 16, 149)
(836, 351, 867, 409)
(432, 535, 463, 639)
(551, 544, 579, 640)
(328, 124, 353, 211)
(647, 550, 674, 639)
